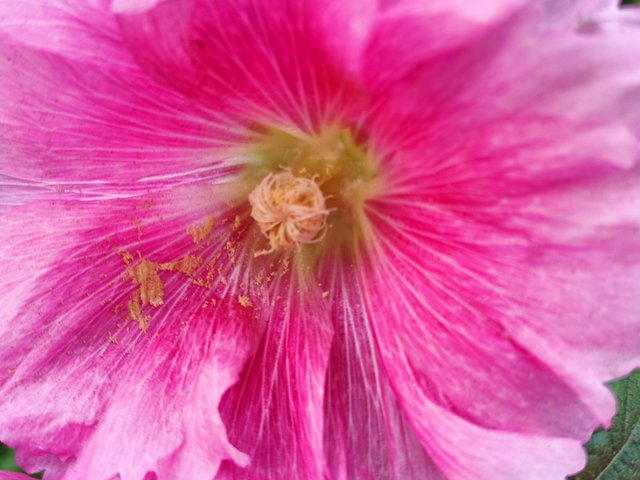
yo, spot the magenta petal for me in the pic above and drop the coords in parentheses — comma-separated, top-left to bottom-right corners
(311, 0, 379, 79)
(353, 245, 589, 478)
(115, 0, 366, 130)
(500, 173, 640, 383)
(217, 261, 333, 479)
(0, 186, 255, 478)
(0, 42, 245, 204)
(115, 0, 206, 95)
(111, 0, 164, 14)
(66, 314, 251, 480)
(0, 0, 130, 65)
(365, 8, 640, 410)
(0, 473, 36, 480)
(320, 256, 446, 480)
(353, 55, 640, 472)
(537, 0, 618, 27)
(363, 0, 525, 90)
(397, 394, 585, 480)
(0, 1, 639, 479)
(356, 17, 640, 457)
(367, 6, 640, 167)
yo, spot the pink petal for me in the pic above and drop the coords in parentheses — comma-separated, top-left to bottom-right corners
(0, 0, 130, 66)
(348, 15, 640, 472)
(0, 473, 36, 480)
(356, 126, 637, 478)
(499, 172, 640, 382)
(1, 2, 638, 479)
(320, 256, 446, 480)
(114, 0, 206, 95)
(394, 390, 585, 480)
(366, 5, 640, 163)
(66, 309, 252, 480)
(362, 0, 526, 90)
(115, 0, 367, 129)
(216, 258, 333, 479)
(0, 185, 258, 478)
(366, 190, 624, 429)
(312, 0, 379, 79)
(537, 0, 618, 27)
(348, 18, 640, 470)
(111, 0, 165, 14)
(0, 40, 246, 205)
(353, 240, 590, 479)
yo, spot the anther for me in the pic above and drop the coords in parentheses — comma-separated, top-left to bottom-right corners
(248, 171, 331, 256)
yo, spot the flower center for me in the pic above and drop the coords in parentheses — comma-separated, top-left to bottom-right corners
(248, 171, 331, 256)
(245, 125, 379, 255)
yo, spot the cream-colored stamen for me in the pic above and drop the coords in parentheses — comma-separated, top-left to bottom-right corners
(249, 171, 331, 256)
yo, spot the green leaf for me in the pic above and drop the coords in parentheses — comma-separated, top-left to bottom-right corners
(0, 444, 42, 479)
(0, 443, 20, 472)
(572, 370, 640, 480)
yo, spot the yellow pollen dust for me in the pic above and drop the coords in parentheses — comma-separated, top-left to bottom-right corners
(248, 171, 331, 256)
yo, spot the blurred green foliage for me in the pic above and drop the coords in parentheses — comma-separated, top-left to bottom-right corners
(0, 443, 19, 471)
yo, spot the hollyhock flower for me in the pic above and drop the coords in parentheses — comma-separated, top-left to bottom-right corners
(0, 0, 639, 479)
